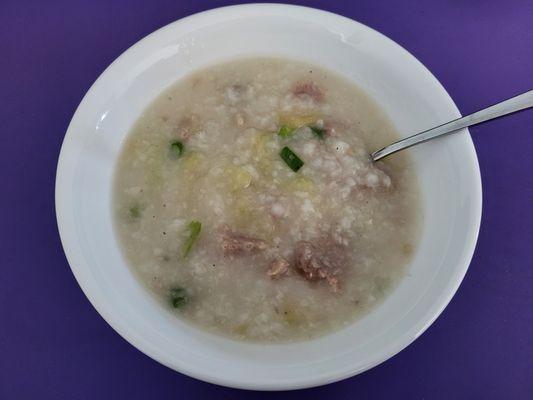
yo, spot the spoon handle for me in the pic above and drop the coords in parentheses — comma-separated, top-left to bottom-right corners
(371, 89, 533, 162)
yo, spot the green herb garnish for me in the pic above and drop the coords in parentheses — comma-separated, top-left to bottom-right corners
(278, 125, 296, 138)
(280, 146, 304, 172)
(278, 124, 325, 140)
(310, 126, 325, 139)
(182, 220, 202, 258)
(169, 286, 189, 308)
(129, 205, 142, 219)
(170, 141, 184, 158)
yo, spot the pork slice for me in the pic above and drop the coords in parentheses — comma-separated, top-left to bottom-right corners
(221, 226, 267, 255)
(175, 116, 198, 142)
(292, 81, 325, 103)
(267, 258, 290, 280)
(293, 241, 342, 292)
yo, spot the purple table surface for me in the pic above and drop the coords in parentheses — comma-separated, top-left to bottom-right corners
(1, 0, 532, 398)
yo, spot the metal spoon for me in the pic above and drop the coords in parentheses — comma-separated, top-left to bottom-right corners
(371, 89, 533, 162)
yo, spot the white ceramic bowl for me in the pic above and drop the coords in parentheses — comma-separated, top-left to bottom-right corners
(56, 4, 482, 390)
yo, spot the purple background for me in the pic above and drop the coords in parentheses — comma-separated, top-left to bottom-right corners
(1, 1, 532, 398)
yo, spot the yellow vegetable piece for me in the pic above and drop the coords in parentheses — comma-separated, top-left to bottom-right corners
(178, 152, 207, 187)
(142, 140, 167, 189)
(233, 323, 249, 336)
(278, 113, 320, 129)
(223, 165, 252, 191)
(233, 196, 254, 224)
(252, 133, 274, 159)
(252, 133, 277, 176)
(231, 195, 274, 238)
(280, 300, 308, 327)
(286, 175, 316, 193)
(181, 151, 204, 171)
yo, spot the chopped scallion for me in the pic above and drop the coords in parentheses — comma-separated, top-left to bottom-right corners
(310, 126, 325, 139)
(170, 141, 184, 158)
(182, 220, 202, 258)
(277, 125, 295, 138)
(280, 146, 304, 172)
(129, 205, 142, 219)
(169, 286, 189, 308)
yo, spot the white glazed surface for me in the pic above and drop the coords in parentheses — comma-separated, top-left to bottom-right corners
(55, 4, 482, 390)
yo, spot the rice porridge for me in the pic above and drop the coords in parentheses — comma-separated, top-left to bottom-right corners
(114, 58, 422, 342)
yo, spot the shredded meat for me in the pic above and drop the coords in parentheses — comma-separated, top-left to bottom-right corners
(293, 241, 342, 292)
(221, 226, 267, 255)
(292, 81, 325, 103)
(267, 258, 290, 279)
(175, 116, 197, 142)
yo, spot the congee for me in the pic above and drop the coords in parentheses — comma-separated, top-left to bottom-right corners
(114, 58, 422, 342)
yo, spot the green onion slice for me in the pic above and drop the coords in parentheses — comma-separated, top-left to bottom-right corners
(182, 220, 202, 258)
(277, 125, 296, 138)
(169, 286, 188, 308)
(280, 146, 304, 172)
(310, 126, 325, 139)
(170, 141, 184, 158)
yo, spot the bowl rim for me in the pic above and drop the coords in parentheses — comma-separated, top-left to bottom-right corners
(55, 3, 482, 390)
